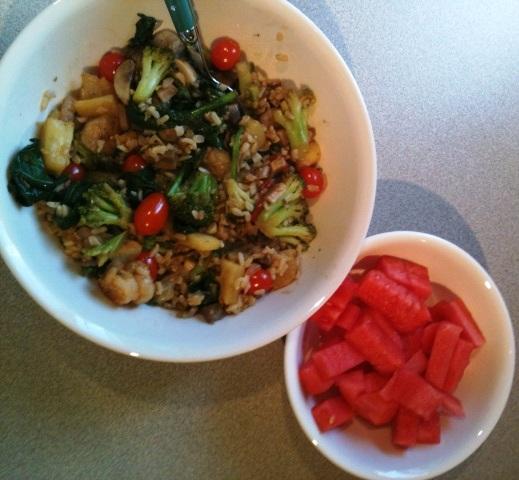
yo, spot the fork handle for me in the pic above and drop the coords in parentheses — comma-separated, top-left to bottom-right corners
(164, 0, 197, 35)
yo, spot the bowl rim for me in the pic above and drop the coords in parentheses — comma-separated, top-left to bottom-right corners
(0, 0, 377, 362)
(284, 230, 516, 479)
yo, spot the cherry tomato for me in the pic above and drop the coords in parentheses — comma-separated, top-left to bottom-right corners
(122, 154, 146, 173)
(63, 163, 86, 182)
(247, 268, 274, 295)
(134, 193, 169, 236)
(137, 251, 159, 281)
(210, 37, 241, 71)
(299, 166, 325, 199)
(98, 51, 125, 82)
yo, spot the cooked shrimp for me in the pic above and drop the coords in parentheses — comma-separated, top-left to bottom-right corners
(98, 261, 155, 305)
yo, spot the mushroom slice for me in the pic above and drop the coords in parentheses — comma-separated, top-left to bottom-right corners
(174, 59, 198, 86)
(153, 29, 185, 56)
(113, 59, 136, 105)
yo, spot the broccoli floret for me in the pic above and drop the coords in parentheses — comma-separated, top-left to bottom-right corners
(273, 89, 317, 163)
(84, 232, 126, 266)
(168, 166, 218, 232)
(133, 46, 174, 104)
(256, 175, 316, 246)
(79, 183, 131, 229)
(225, 127, 255, 216)
(236, 61, 261, 109)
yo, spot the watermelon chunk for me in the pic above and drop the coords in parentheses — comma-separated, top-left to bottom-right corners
(336, 303, 362, 331)
(345, 313, 405, 374)
(421, 322, 440, 354)
(376, 255, 432, 300)
(392, 408, 420, 448)
(402, 327, 424, 359)
(299, 361, 334, 395)
(405, 350, 428, 375)
(357, 269, 431, 333)
(312, 341, 365, 379)
(429, 298, 485, 347)
(312, 396, 354, 432)
(380, 368, 444, 419)
(425, 322, 463, 389)
(364, 371, 389, 393)
(440, 392, 465, 418)
(336, 369, 365, 404)
(368, 308, 404, 351)
(353, 392, 399, 426)
(443, 339, 475, 393)
(417, 412, 441, 444)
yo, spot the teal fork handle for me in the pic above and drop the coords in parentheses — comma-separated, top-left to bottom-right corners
(164, 0, 197, 34)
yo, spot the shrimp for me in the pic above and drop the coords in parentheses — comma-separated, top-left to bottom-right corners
(98, 260, 155, 305)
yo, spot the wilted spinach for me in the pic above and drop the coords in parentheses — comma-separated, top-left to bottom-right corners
(123, 167, 158, 207)
(129, 13, 158, 48)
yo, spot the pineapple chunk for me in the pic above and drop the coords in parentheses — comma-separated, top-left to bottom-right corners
(40, 117, 74, 175)
(182, 233, 224, 252)
(75, 94, 119, 118)
(219, 259, 246, 306)
(80, 73, 113, 100)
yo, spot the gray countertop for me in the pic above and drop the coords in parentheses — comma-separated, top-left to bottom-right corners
(1, 1, 518, 479)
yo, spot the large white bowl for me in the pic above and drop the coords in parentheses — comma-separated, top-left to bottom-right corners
(0, 0, 376, 361)
(284, 231, 515, 479)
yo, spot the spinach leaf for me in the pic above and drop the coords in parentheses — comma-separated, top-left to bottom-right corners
(129, 13, 158, 48)
(188, 267, 220, 306)
(54, 180, 92, 230)
(124, 167, 158, 208)
(7, 140, 62, 207)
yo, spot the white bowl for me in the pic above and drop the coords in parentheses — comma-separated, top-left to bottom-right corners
(284, 231, 515, 479)
(0, 0, 376, 361)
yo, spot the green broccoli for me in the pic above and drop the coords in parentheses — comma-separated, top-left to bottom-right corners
(225, 127, 255, 215)
(236, 61, 261, 109)
(79, 183, 131, 229)
(167, 152, 218, 231)
(133, 46, 175, 104)
(273, 89, 318, 164)
(255, 175, 316, 246)
(84, 232, 126, 266)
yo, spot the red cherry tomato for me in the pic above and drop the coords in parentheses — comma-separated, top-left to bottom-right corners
(247, 268, 273, 295)
(122, 154, 146, 173)
(63, 163, 86, 182)
(137, 251, 159, 280)
(299, 167, 325, 199)
(210, 37, 241, 71)
(98, 51, 125, 82)
(134, 193, 169, 236)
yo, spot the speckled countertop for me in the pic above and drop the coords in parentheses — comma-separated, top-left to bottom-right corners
(1, 1, 518, 479)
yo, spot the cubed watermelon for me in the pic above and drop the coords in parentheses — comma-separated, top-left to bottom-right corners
(425, 322, 463, 389)
(299, 361, 334, 395)
(353, 392, 399, 426)
(312, 396, 354, 432)
(421, 322, 440, 355)
(429, 298, 485, 347)
(336, 369, 365, 404)
(368, 308, 404, 351)
(309, 302, 344, 332)
(405, 350, 428, 375)
(392, 408, 420, 448)
(380, 368, 444, 419)
(312, 341, 365, 379)
(440, 393, 465, 418)
(364, 371, 389, 393)
(417, 412, 441, 444)
(443, 338, 475, 393)
(357, 269, 431, 333)
(345, 313, 405, 374)
(376, 255, 432, 300)
(402, 327, 425, 359)
(336, 303, 362, 331)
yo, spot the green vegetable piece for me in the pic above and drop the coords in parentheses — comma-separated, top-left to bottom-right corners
(236, 61, 261, 108)
(7, 140, 62, 207)
(84, 232, 127, 267)
(256, 175, 316, 247)
(133, 46, 175, 104)
(273, 89, 316, 157)
(129, 13, 158, 48)
(79, 183, 131, 229)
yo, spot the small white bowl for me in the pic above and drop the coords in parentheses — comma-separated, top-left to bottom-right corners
(0, 0, 376, 361)
(284, 231, 515, 480)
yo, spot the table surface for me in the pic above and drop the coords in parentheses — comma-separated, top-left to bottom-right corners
(1, 1, 518, 479)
